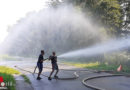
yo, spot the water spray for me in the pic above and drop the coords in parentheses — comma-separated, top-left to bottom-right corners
(58, 37, 130, 58)
(1, 5, 106, 56)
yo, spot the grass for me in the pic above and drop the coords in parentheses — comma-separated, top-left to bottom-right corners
(0, 66, 20, 74)
(21, 74, 31, 84)
(65, 62, 130, 73)
(0, 66, 20, 90)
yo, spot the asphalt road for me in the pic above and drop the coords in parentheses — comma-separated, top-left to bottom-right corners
(20, 64, 92, 90)
(1, 58, 130, 90)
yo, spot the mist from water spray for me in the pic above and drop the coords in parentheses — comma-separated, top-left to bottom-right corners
(0, 3, 129, 64)
(58, 37, 130, 58)
(0, 5, 108, 57)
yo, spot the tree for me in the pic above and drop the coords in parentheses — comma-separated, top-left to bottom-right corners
(51, 0, 123, 36)
(118, 0, 130, 35)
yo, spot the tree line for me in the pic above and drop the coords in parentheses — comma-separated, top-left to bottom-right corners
(51, 0, 130, 36)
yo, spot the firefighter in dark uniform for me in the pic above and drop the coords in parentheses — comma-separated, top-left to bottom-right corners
(48, 52, 59, 80)
(37, 50, 44, 80)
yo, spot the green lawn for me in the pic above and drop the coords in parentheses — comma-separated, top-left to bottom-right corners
(21, 74, 31, 84)
(0, 66, 20, 90)
(65, 62, 130, 73)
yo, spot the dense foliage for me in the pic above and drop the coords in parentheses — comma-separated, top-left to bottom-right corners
(51, 0, 130, 36)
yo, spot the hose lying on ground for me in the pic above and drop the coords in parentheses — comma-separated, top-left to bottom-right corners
(15, 65, 129, 90)
(15, 66, 79, 80)
(82, 74, 127, 90)
(43, 66, 96, 72)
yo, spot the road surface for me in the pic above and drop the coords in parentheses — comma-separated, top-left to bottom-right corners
(0, 58, 130, 90)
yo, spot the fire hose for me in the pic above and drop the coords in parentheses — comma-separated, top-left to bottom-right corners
(14, 65, 129, 90)
(15, 65, 79, 80)
(82, 74, 125, 90)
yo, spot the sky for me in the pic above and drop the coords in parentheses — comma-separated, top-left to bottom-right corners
(0, 0, 48, 43)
